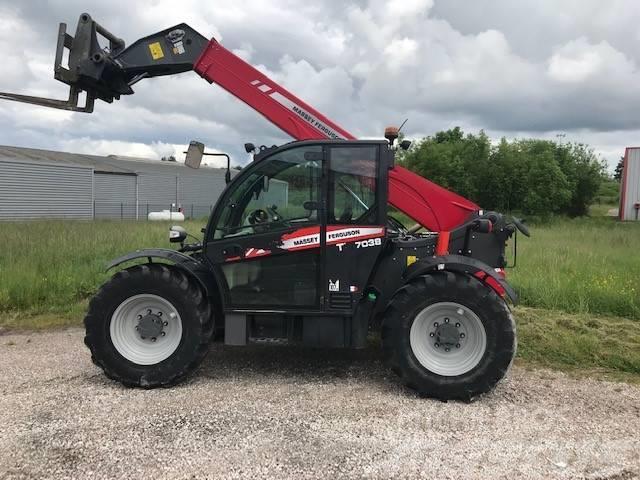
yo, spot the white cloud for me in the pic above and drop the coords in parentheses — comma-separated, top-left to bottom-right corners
(549, 45, 603, 83)
(547, 38, 634, 83)
(386, 0, 433, 18)
(232, 43, 255, 62)
(384, 38, 419, 72)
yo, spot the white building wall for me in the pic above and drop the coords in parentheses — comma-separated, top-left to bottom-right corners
(620, 148, 640, 221)
(94, 173, 137, 219)
(0, 147, 231, 221)
(0, 158, 93, 220)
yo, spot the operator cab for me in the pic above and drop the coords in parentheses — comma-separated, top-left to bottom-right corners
(203, 140, 391, 320)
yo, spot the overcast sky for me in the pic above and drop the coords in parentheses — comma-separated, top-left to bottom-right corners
(1, 0, 639, 169)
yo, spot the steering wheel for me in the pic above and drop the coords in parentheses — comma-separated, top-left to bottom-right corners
(246, 206, 291, 232)
(248, 208, 270, 225)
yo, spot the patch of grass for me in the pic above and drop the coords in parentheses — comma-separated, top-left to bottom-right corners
(0, 301, 87, 331)
(0, 219, 206, 319)
(2, 215, 639, 321)
(593, 178, 620, 206)
(588, 202, 617, 217)
(510, 215, 640, 319)
(515, 306, 640, 376)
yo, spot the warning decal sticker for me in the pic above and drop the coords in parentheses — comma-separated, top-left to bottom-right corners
(148, 42, 165, 60)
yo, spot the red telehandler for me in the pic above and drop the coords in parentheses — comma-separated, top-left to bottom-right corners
(0, 14, 530, 399)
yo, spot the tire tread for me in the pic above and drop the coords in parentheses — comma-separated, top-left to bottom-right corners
(84, 264, 214, 388)
(381, 272, 516, 400)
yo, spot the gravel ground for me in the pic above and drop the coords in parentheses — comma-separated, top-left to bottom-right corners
(0, 329, 638, 480)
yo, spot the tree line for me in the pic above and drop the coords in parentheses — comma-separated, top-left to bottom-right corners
(399, 127, 607, 217)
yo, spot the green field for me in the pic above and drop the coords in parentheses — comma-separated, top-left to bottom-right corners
(510, 215, 640, 319)
(0, 219, 206, 319)
(1, 212, 639, 376)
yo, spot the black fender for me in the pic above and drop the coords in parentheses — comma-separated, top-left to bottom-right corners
(403, 254, 518, 305)
(107, 249, 222, 307)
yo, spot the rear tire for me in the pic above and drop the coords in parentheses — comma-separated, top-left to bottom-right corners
(84, 264, 214, 388)
(382, 271, 516, 400)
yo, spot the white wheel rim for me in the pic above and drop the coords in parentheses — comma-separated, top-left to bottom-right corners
(110, 294, 183, 365)
(409, 302, 487, 376)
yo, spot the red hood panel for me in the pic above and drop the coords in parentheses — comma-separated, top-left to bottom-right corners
(389, 166, 479, 231)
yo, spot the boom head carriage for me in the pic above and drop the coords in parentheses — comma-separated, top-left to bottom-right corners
(0, 13, 208, 112)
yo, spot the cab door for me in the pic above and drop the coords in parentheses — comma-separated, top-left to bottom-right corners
(204, 144, 324, 310)
(323, 144, 386, 311)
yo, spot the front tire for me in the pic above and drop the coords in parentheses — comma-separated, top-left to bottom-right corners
(382, 272, 516, 400)
(84, 264, 214, 388)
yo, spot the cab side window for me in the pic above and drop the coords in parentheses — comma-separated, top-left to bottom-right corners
(214, 146, 322, 239)
(329, 146, 378, 225)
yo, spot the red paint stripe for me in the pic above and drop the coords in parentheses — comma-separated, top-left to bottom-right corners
(281, 226, 319, 240)
(285, 243, 320, 252)
(282, 225, 385, 241)
(327, 232, 383, 245)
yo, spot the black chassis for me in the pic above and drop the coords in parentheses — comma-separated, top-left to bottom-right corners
(108, 139, 516, 349)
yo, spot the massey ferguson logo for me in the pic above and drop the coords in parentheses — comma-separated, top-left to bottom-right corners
(293, 236, 317, 246)
(265, 90, 346, 140)
(327, 229, 360, 240)
(279, 226, 385, 252)
(292, 106, 341, 139)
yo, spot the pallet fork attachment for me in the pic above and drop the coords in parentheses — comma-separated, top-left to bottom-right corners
(0, 85, 95, 113)
(0, 22, 98, 112)
(0, 13, 207, 112)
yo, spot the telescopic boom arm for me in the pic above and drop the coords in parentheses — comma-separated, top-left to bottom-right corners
(0, 13, 478, 232)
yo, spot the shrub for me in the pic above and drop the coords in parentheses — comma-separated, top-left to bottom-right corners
(399, 128, 606, 216)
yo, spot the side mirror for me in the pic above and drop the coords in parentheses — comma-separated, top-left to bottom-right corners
(185, 141, 204, 169)
(303, 200, 319, 211)
(244, 143, 256, 154)
(184, 141, 232, 183)
(399, 139, 412, 150)
(169, 225, 187, 244)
